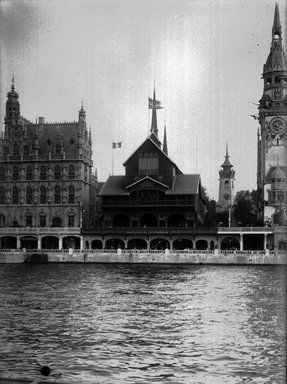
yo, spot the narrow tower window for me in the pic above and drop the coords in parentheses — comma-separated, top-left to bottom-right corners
(0, 187, 5, 204)
(26, 186, 33, 204)
(40, 186, 47, 204)
(68, 185, 75, 203)
(12, 186, 19, 204)
(40, 166, 47, 180)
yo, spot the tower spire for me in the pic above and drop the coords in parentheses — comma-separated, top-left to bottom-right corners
(272, 3, 281, 40)
(163, 123, 168, 155)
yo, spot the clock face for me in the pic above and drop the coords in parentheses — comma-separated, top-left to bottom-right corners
(269, 117, 287, 135)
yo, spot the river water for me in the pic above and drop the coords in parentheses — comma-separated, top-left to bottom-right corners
(0, 264, 286, 384)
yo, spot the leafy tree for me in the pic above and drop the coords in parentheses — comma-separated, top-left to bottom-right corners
(232, 189, 261, 226)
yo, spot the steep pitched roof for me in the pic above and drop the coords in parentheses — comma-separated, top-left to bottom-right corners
(166, 174, 200, 195)
(99, 175, 128, 196)
(123, 136, 182, 174)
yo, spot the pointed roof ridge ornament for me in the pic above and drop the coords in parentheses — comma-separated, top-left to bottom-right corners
(163, 122, 168, 155)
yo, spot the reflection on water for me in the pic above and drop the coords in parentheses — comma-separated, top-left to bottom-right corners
(0, 264, 285, 383)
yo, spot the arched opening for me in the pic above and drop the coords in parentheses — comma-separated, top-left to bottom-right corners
(105, 238, 125, 249)
(127, 238, 147, 249)
(52, 217, 62, 227)
(91, 239, 103, 249)
(0, 236, 17, 249)
(42, 236, 59, 249)
(220, 236, 240, 250)
(63, 236, 80, 249)
(140, 213, 157, 227)
(20, 236, 38, 250)
(113, 214, 130, 227)
(173, 238, 193, 250)
(278, 241, 286, 250)
(195, 240, 209, 250)
(150, 238, 170, 250)
(168, 213, 185, 227)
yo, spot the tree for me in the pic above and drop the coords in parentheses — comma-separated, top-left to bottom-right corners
(232, 190, 261, 226)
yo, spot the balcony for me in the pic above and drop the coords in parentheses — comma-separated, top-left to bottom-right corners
(0, 227, 81, 235)
(103, 199, 195, 207)
(82, 227, 217, 236)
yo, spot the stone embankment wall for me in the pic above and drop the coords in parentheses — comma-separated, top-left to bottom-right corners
(0, 250, 286, 265)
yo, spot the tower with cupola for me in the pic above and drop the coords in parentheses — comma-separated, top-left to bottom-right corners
(257, 3, 287, 223)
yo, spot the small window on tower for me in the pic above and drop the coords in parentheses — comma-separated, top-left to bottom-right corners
(266, 78, 271, 86)
(275, 77, 280, 84)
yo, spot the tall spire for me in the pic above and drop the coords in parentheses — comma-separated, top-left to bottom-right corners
(221, 142, 233, 168)
(163, 123, 168, 155)
(272, 3, 281, 40)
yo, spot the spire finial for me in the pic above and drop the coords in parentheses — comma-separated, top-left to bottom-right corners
(226, 142, 229, 159)
(272, 3, 281, 39)
(12, 75, 15, 91)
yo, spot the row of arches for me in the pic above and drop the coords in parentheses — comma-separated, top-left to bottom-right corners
(0, 165, 76, 181)
(0, 215, 66, 228)
(109, 213, 191, 228)
(0, 185, 75, 205)
(0, 236, 80, 250)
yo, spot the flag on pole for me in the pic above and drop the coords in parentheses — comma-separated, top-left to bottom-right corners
(113, 142, 122, 149)
(148, 97, 163, 109)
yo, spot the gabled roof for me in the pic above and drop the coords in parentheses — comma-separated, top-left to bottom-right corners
(166, 174, 200, 195)
(266, 166, 287, 180)
(126, 175, 169, 190)
(99, 175, 128, 196)
(123, 135, 182, 174)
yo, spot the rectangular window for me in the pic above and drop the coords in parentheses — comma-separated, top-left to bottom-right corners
(139, 154, 159, 175)
(68, 215, 75, 227)
(26, 215, 32, 227)
(40, 216, 46, 227)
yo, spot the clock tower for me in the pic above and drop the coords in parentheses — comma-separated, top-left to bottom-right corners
(257, 3, 287, 223)
(217, 143, 235, 212)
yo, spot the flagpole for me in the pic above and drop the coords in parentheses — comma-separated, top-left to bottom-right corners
(112, 142, 114, 176)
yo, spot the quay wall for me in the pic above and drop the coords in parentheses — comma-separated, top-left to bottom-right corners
(1, 250, 286, 265)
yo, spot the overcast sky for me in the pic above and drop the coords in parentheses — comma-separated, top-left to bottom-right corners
(0, 0, 286, 199)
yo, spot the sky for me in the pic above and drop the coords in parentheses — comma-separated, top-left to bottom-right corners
(0, 0, 286, 200)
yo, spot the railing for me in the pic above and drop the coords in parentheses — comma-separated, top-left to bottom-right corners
(103, 200, 194, 206)
(1, 248, 284, 256)
(0, 227, 81, 235)
(218, 227, 274, 233)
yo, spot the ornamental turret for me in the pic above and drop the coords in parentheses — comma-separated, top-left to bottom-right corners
(4, 77, 20, 137)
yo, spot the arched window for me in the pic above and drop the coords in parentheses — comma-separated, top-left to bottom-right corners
(40, 215, 46, 227)
(26, 166, 33, 180)
(54, 165, 61, 179)
(23, 146, 29, 155)
(14, 143, 19, 155)
(68, 185, 75, 203)
(13, 166, 19, 180)
(4, 147, 9, 156)
(54, 186, 61, 204)
(26, 187, 33, 204)
(68, 165, 75, 179)
(0, 187, 5, 204)
(40, 166, 47, 180)
(55, 144, 61, 155)
(0, 167, 5, 181)
(40, 186, 46, 204)
(12, 186, 19, 204)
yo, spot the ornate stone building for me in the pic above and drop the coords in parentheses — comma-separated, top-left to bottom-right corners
(257, 4, 287, 225)
(0, 80, 93, 249)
